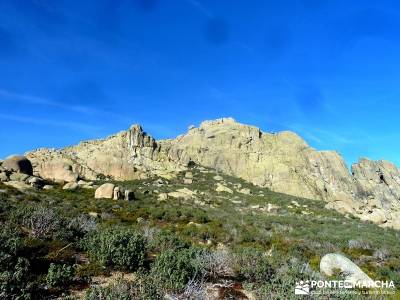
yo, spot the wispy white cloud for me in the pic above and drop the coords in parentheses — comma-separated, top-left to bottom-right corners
(287, 123, 373, 148)
(0, 113, 102, 134)
(183, 0, 213, 18)
(0, 89, 98, 114)
(0, 88, 135, 124)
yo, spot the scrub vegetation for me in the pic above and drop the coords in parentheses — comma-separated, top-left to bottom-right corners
(0, 167, 399, 299)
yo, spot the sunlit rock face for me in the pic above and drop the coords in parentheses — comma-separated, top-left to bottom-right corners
(163, 118, 357, 205)
(26, 117, 400, 229)
(27, 124, 184, 182)
(352, 159, 400, 228)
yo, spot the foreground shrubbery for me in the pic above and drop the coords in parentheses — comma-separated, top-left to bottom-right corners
(235, 248, 275, 283)
(83, 227, 147, 271)
(84, 275, 163, 300)
(46, 263, 75, 288)
(0, 225, 32, 299)
(1, 169, 400, 299)
(151, 247, 203, 293)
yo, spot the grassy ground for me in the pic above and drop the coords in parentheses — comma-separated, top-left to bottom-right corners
(0, 166, 399, 299)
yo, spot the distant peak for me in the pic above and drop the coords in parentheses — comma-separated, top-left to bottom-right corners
(199, 117, 236, 128)
(129, 124, 143, 131)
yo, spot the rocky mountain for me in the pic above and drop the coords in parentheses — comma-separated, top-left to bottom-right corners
(25, 117, 400, 229)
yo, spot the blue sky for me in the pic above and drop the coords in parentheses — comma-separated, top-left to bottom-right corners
(1, 0, 400, 167)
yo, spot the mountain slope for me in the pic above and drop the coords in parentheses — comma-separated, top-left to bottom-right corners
(26, 118, 400, 229)
(1, 167, 399, 299)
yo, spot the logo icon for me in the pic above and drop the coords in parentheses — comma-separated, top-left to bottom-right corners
(295, 280, 310, 295)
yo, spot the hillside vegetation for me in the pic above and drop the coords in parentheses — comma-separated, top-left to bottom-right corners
(1, 166, 399, 299)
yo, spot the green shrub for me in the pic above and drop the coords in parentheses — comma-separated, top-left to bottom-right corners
(84, 227, 146, 271)
(22, 206, 63, 239)
(150, 231, 190, 253)
(46, 263, 75, 288)
(68, 214, 97, 236)
(378, 266, 400, 287)
(84, 276, 162, 300)
(251, 257, 323, 299)
(235, 248, 275, 283)
(151, 247, 203, 293)
(75, 262, 107, 281)
(0, 225, 31, 299)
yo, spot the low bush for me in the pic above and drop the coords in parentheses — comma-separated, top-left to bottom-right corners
(348, 239, 371, 250)
(68, 214, 97, 236)
(84, 227, 146, 271)
(177, 278, 207, 300)
(150, 230, 190, 253)
(84, 276, 163, 300)
(75, 262, 107, 280)
(195, 249, 234, 279)
(151, 247, 203, 293)
(234, 248, 275, 283)
(46, 263, 75, 288)
(23, 206, 62, 239)
(0, 225, 31, 299)
(250, 257, 324, 299)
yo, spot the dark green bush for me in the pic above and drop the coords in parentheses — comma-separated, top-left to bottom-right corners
(46, 263, 75, 288)
(75, 262, 107, 281)
(0, 225, 31, 299)
(150, 231, 190, 252)
(151, 247, 203, 292)
(84, 227, 146, 271)
(235, 248, 275, 283)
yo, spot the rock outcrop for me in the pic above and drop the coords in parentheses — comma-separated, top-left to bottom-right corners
(24, 117, 400, 229)
(63, 182, 79, 191)
(94, 183, 135, 201)
(163, 118, 356, 204)
(351, 159, 400, 226)
(26, 124, 184, 182)
(3, 155, 33, 175)
(0, 155, 47, 190)
(320, 253, 376, 288)
(94, 183, 115, 199)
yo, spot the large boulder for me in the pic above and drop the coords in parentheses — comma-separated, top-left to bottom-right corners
(4, 180, 31, 190)
(9, 173, 30, 182)
(239, 188, 252, 195)
(95, 183, 115, 199)
(0, 172, 8, 182)
(183, 178, 193, 184)
(213, 175, 223, 181)
(360, 209, 387, 224)
(158, 193, 168, 201)
(3, 156, 33, 175)
(320, 253, 376, 288)
(216, 183, 233, 194)
(113, 186, 124, 200)
(38, 161, 79, 183)
(168, 188, 196, 200)
(124, 190, 135, 201)
(63, 182, 79, 190)
(27, 176, 44, 187)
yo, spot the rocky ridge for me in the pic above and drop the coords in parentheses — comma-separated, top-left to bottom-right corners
(23, 118, 400, 229)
